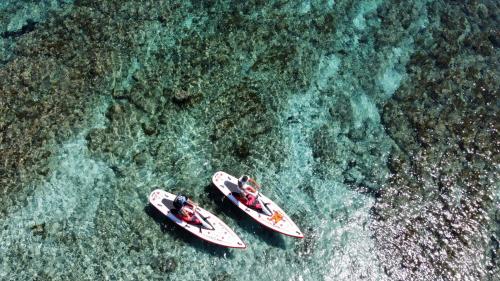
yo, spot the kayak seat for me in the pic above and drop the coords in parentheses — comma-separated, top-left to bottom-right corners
(161, 198, 170, 208)
(224, 181, 240, 193)
(161, 198, 177, 210)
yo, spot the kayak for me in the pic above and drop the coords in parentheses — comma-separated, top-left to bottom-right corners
(148, 189, 246, 249)
(212, 171, 304, 238)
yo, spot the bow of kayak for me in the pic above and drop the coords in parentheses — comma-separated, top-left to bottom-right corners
(212, 171, 304, 238)
(149, 189, 246, 249)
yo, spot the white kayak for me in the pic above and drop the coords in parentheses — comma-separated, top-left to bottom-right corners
(148, 189, 246, 249)
(212, 171, 304, 238)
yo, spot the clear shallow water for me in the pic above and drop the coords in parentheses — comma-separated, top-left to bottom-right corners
(0, 0, 498, 280)
(0, 99, 382, 280)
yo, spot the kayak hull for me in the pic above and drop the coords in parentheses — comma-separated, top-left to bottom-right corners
(148, 189, 246, 249)
(212, 171, 304, 238)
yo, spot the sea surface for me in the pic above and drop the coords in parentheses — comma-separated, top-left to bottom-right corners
(0, 1, 498, 280)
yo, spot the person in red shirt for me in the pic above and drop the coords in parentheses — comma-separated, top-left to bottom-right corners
(236, 175, 262, 210)
(173, 195, 201, 224)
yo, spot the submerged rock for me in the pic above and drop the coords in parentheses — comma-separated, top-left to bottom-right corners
(133, 151, 150, 166)
(328, 94, 353, 130)
(293, 226, 317, 258)
(233, 140, 251, 159)
(161, 257, 177, 273)
(141, 121, 157, 136)
(171, 89, 198, 106)
(31, 223, 46, 237)
(372, 1, 499, 280)
(105, 103, 123, 122)
(153, 257, 177, 273)
(210, 272, 233, 281)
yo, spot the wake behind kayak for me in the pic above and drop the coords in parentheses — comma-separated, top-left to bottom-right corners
(149, 189, 246, 249)
(212, 171, 304, 238)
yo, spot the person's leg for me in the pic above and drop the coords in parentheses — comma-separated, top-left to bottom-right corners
(181, 214, 201, 225)
(235, 192, 248, 204)
(246, 194, 256, 206)
(180, 215, 191, 222)
(246, 194, 262, 210)
(190, 216, 201, 225)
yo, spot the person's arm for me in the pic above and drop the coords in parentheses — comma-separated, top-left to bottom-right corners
(249, 178, 261, 190)
(187, 199, 198, 212)
(243, 178, 257, 193)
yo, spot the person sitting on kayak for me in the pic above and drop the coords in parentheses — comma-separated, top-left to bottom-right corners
(236, 175, 262, 210)
(173, 194, 201, 225)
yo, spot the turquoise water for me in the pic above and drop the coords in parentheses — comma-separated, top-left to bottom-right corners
(0, 1, 498, 280)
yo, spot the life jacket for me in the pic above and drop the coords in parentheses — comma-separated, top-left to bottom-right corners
(236, 192, 262, 210)
(178, 206, 201, 224)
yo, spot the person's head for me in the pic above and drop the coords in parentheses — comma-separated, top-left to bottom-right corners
(173, 194, 188, 209)
(238, 175, 249, 188)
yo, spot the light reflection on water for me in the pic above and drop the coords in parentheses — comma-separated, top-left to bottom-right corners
(0, 0, 498, 280)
